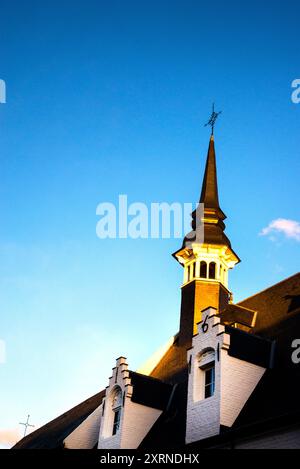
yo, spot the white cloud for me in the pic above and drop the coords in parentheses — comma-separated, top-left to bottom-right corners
(0, 428, 21, 448)
(260, 218, 300, 242)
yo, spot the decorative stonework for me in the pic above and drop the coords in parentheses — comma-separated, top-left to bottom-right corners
(176, 244, 238, 290)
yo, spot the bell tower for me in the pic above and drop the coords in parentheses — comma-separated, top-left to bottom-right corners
(173, 131, 240, 348)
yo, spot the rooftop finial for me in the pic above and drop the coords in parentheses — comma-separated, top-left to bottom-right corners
(204, 103, 222, 136)
(19, 414, 35, 437)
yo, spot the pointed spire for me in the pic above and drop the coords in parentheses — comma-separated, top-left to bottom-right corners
(199, 135, 224, 216)
(173, 131, 240, 265)
(188, 134, 231, 249)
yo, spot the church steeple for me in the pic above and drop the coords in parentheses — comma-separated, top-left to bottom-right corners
(200, 135, 223, 212)
(173, 129, 240, 347)
(190, 135, 227, 242)
(176, 133, 239, 263)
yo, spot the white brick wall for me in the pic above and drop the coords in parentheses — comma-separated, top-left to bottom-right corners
(64, 404, 102, 449)
(186, 393, 221, 444)
(221, 354, 265, 427)
(120, 400, 161, 449)
(186, 310, 225, 444)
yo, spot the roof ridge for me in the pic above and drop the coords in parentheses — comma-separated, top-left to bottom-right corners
(238, 272, 300, 305)
(228, 303, 258, 314)
(129, 370, 170, 385)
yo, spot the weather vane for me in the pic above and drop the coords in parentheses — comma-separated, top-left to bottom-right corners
(204, 103, 222, 135)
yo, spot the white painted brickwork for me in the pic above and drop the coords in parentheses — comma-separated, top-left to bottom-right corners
(186, 308, 266, 444)
(98, 357, 161, 449)
(64, 404, 102, 449)
(221, 354, 265, 427)
(120, 400, 161, 449)
(186, 310, 225, 444)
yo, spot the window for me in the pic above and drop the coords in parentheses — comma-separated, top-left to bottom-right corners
(101, 386, 122, 437)
(112, 408, 121, 435)
(101, 386, 123, 438)
(204, 364, 215, 398)
(111, 388, 122, 436)
(200, 261, 207, 278)
(194, 349, 215, 402)
(187, 263, 195, 282)
(209, 262, 216, 279)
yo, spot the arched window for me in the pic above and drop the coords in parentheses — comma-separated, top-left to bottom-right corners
(209, 262, 216, 279)
(102, 386, 123, 438)
(200, 261, 207, 278)
(112, 388, 122, 435)
(198, 348, 215, 365)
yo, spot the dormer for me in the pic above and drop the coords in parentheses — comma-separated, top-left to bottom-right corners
(186, 308, 274, 444)
(98, 357, 173, 449)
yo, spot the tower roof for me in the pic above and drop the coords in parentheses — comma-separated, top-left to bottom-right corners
(200, 135, 225, 217)
(174, 133, 240, 263)
(187, 134, 230, 248)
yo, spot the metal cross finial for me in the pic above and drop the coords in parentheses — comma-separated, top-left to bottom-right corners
(19, 414, 35, 437)
(204, 103, 222, 135)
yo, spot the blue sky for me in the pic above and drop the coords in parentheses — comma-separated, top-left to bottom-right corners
(0, 0, 299, 447)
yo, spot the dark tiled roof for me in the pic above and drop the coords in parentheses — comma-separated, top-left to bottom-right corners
(199, 136, 225, 216)
(128, 371, 173, 410)
(219, 273, 300, 429)
(225, 326, 274, 369)
(238, 272, 300, 337)
(150, 334, 189, 384)
(220, 304, 257, 329)
(139, 381, 187, 449)
(234, 365, 300, 429)
(182, 225, 234, 251)
(13, 390, 105, 449)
